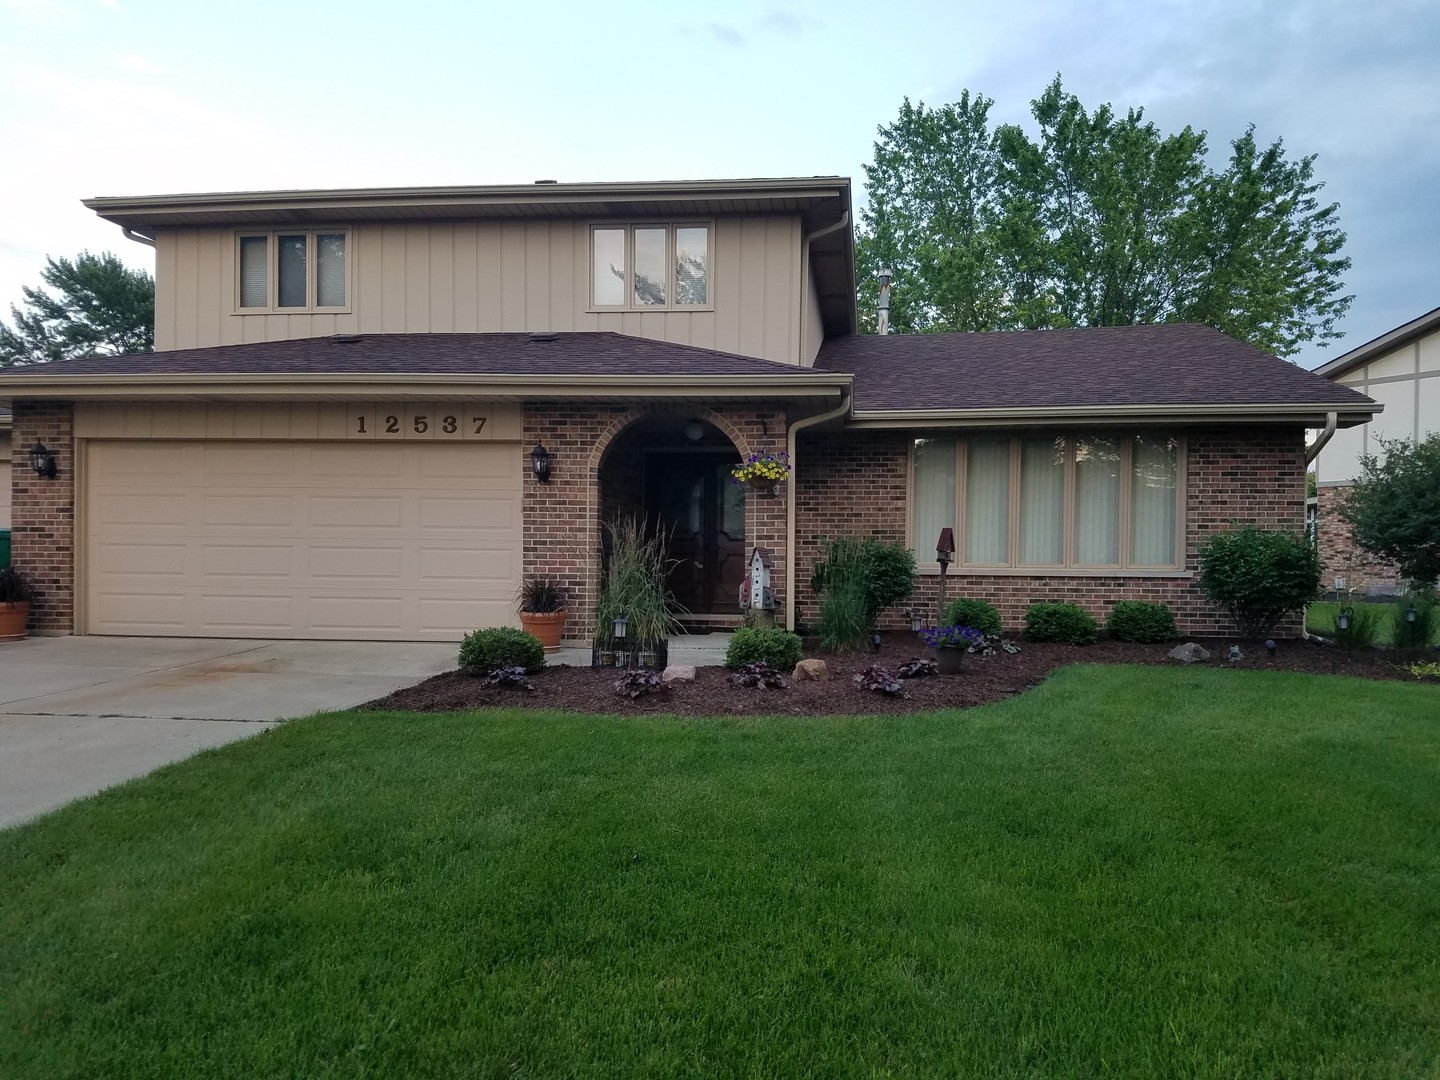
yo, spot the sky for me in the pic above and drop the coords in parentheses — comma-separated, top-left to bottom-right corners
(0, 0, 1435, 368)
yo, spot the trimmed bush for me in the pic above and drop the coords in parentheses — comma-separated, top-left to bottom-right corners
(942, 597, 1002, 636)
(1024, 602, 1099, 644)
(1106, 601, 1178, 643)
(1198, 526, 1321, 639)
(725, 626, 804, 671)
(459, 627, 546, 674)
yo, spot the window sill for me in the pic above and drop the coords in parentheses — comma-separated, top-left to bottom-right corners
(233, 307, 353, 316)
(916, 564, 1192, 579)
(586, 306, 715, 315)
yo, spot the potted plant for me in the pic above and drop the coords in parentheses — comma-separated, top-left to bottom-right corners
(919, 623, 983, 674)
(516, 576, 567, 651)
(0, 567, 33, 643)
(730, 449, 791, 495)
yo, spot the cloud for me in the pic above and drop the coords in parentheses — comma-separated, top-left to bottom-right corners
(686, 9, 816, 49)
(115, 53, 163, 74)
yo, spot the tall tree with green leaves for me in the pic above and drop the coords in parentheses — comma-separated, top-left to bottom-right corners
(1338, 434, 1440, 588)
(856, 76, 1353, 357)
(0, 252, 154, 366)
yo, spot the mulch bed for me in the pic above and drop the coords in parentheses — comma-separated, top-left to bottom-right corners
(364, 636, 1439, 717)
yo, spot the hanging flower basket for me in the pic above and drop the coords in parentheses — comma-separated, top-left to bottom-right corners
(731, 450, 791, 493)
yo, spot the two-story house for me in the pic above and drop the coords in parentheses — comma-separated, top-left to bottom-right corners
(1, 177, 1375, 642)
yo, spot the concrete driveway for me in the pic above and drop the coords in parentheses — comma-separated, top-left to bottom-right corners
(0, 636, 456, 828)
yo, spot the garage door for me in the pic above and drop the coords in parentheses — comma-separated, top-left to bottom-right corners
(85, 440, 521, 640)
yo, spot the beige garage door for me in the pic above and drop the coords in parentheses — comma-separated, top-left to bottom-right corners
(85, 440, 521, 640)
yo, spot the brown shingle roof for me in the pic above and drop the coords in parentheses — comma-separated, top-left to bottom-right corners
(0, 332, 840, 380)
(817, 324, 1375, 413)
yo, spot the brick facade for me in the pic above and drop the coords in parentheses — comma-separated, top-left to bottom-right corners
(522, 403, 789, 640)
(794, 425, 1310, 637)
(1313, 484, 1402, 593)
(9, 401, 75, 634)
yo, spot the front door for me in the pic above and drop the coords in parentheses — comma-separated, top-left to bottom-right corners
(646, 453, 746, 614)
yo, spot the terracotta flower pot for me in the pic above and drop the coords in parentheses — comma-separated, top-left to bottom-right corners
(519, 609, 567, 650)
(0, 600, 30, 643)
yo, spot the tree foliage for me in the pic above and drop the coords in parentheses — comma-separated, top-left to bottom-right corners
(0, 252, 154, 366)
(857, 77, 1353, 358)
(1338, 434, 1440, 587)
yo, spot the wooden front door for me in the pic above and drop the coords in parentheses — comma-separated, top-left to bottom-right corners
(646, 453, 746, 614)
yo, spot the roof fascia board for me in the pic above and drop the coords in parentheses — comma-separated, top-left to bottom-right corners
(1314, 305, 1440, 380)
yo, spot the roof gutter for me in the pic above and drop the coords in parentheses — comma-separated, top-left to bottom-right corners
(847, 401, 1379, 427)
(785, 386, 853, 632)
(1304, 410, 1339, 466)
(0, 371, 853, 402)
(121, 227, 156, 248)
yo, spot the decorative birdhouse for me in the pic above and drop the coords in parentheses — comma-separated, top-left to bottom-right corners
(740, 547, 775, 611)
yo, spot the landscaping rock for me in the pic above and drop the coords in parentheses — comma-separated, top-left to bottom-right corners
(793, 659, 830, 681)
(1168, 642, 1211, 664)
(661, 664, 696, 684)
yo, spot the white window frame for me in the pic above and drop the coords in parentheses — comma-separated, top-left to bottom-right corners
(233, 228, 351, 314)
(588, 221, 714, 312)
(907, 431, 1188, 575)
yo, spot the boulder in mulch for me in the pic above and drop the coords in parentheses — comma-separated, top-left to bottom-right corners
(793, 659, 830, 681)
(1169, 642, 1211, 664)
(662, 664, 697, 684)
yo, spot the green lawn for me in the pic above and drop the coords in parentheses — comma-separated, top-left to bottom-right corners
(2, 667, 1438, 1079)
(1306, 600, 1440, 645)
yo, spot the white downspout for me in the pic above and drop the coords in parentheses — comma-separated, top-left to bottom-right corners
(784, 387, 853, 631)
(796, 212, 850, 364)
(121, 227, 156, 249)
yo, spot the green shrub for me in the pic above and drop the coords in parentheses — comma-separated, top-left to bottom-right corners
(942, 597, 1002, 636)
(811, 536, 916, 647)
(1024, 602, 1099, 644)
(818, 578, 871, 652)
(1197, 526, 1321, 639)
(1105, 600, 1178, 643)
(1393, 591, 1439, 650)
(458, 627, 545, 674)
(1332, 604, 1383, 650)
(725, 626, 804, 670)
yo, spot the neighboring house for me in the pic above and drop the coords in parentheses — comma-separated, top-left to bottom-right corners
(0, 177, 1374, 640)
(1311, 305, 1440, 593)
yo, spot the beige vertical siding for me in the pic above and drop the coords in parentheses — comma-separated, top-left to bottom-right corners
(153, 218, 805, 364)
(801, 269, 824, 366)
(1316, 325, 1440, 485)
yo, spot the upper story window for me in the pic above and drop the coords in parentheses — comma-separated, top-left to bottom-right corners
(237, 230, 349, 311)
(590, 223, 711, 310)
(911, 432, 1184, 571)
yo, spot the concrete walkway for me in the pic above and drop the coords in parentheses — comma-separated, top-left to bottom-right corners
(0, 636, 456, 828)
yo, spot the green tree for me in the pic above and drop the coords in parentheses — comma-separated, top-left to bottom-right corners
(0, 252, 154, 366)
(856, 76, 1353, 357)
(1338, 434, 1440, 587)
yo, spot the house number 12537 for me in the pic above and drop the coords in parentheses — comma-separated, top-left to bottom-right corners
(349, 406, 488, 439)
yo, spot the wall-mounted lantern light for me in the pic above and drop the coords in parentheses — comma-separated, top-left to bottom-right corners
(612, 613, 628, 641)
(28, 442, 57, 479)
(530, 442, 551, 483)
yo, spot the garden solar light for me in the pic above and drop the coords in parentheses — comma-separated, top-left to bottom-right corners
(613, 613, 628, 640)
(1407, 605, 1418, 624)
(908, 609, 923, 632)
(870, 631, 882, 651)
(28, 442, 57, 479)
(1337, 607, 1352, 632)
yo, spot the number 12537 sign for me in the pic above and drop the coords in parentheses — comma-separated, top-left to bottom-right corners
(348, 405, 493, 440)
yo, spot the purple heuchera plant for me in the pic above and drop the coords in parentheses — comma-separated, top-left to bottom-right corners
(919, 625, 985, 650)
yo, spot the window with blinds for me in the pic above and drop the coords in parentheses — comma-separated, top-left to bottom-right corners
(235, 230, 348, 311)
(590, 223, 710, 310)
(911, 433, 1182, 570)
